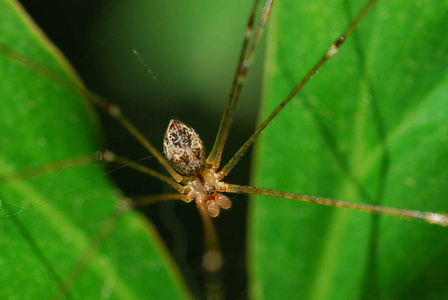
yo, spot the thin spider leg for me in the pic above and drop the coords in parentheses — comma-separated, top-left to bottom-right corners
(51, 202, 129, 300)
(0, 43, 83, 87)
(206, 0, 261, 169)
(51, 192, 193, 299)
(207, 0, 274, 170)
(102, 151, 186, 194)
(196, 200, 225, 299)
(134, 194, 225, 297)
(133, 193, 191, 207)
(1, 150, 188, 299)
(88, 95, 183, 183)
(223, 184, 448, 227)
(0, 43, 184, 183)
(0, 150, 185, 194)
(0, 154, 95, 185)
(219, 0, 378, 178)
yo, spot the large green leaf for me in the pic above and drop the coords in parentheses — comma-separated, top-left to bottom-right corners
(251, 0, 448, 299)
(0, 1, 188, 299)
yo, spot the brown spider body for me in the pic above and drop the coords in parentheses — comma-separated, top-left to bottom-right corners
(164, 119, 231, 217)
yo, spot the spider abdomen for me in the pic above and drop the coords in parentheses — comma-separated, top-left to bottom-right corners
(163, 119, 205, 176)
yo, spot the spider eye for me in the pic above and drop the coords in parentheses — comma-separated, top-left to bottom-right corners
(163, 119, 205, 176)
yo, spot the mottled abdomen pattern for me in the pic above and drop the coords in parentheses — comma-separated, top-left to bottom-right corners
(163, 120, 205, 176)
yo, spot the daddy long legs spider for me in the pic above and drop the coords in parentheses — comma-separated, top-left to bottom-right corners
(1, 0, 448, 299)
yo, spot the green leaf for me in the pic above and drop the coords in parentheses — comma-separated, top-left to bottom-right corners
(251, 0, 448, 299)
(0, 1, 188, 299)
